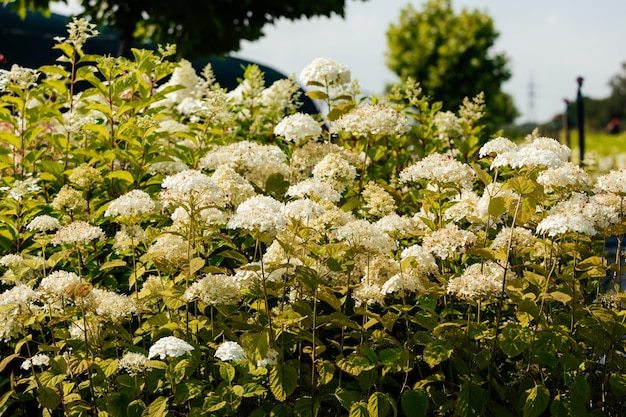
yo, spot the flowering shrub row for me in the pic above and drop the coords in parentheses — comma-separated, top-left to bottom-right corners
(0, 18, 625, 417)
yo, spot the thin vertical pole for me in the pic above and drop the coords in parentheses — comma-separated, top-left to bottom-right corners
(576, 77, 585, 166)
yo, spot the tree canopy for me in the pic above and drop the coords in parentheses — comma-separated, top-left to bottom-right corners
(6, 0, 365, 58)
(386, 0, 518, 126)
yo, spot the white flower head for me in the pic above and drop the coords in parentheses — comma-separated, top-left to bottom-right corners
(227, 195, 286, 236)
(21, 354, 50, 370)
(105, 189, 156, 219)
(300, 57, 351, 87)
(215, 341, 247, 362)
(274, 113, 322, 145)
(331, 104, 411, 137)
(51, 221, 105, 246)
(26, 215, 61, 232)
(148, 336, 194, 359)
(399, 153, 475, 190)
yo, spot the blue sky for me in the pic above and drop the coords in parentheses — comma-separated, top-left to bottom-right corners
(52, 0, 626, 124)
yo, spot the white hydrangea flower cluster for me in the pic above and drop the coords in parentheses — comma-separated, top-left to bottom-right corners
(335, 219, 397, 254)
(352, 282, 386, 307)
(444, 190, 484, 223)
(478, 136, 518, 158)
(147, 233, 191, 264)
(0, 64, 40, 91)
(148, 336, 194, 359)
(282, 199, 325, 223)
(1, 177, 41, 201)
(300, 57, 351, 86)
(287, 178, 342, 203)
(160, 169, 226, 210)
(51, 221, 105, 246)
(433, 111, 462, 141)
(361, 181, 396, 217)
(312, 153, 357, 193)
(69, 163, 102, 189)
(214, 341, 247, 362)
(536, 162, 590, 193)
(68, 320, 101, 342)
(105, 189, 156, 219)
(227, 195, 286, 236)
(161, 59, 202, 105)
(374, 213, 419, 239)
(211, 165, 256, 207)
(51, 185, 88, 213)
(118, 352, 150, 376)
(535, 193, 602, 237)
(291, 141, 362, 181)
(183, 273, 243, 305)
(422, 223, 477, 260)
(490, 227, 537, 254)
(595, 168, 626, 195)
(21, 353, 50, 370)
(256, 348, 279, 368)
(400, 244, 438, 275)
(0, 284, 41, 341)
(447, 261, 513, 299)
(199, 141, 289, 189)
(274, 113, 322, 145)
(113, 224, 148, 251)
(490, 137, 570, 170)
(26, 215, 61, 232)
(381, 271, 425, 295)
(331, 104, 411, 137)
(399, 153, 475, 190)
(87, 288, 138, 320)
(37, 270, 82, 309)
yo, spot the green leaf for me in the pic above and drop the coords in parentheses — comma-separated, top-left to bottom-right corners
(523, 385, 550, 417)
(401, 389, 428, 417)
(127, 399, 146, 417)
(145, 396, 169, 417)
(220, 363, 236, 383)
(456, 382, 486, 417)
(188, 257, 205, 276)
(203, 394, 227, 412)
(499, 323, 531, 358)
(107, 170, 135, 184)
(546, 291, 572, 305)
(422, 340, 453, 367)
(488, 196, 507, 218)
(271, 404, 293, 417)
(269, 364, 298, 402)
(293, 397, 320, 417)
(101, 259, 127, 270)
(265, 173, 289, 197)
(348, 402, 369, 417)
(305, 90, 329, 100)
(335, 388, 357, 411)
(609, 373, 626, 397)
(367, 392, 391, 417)
(549, 394, 570, 417)
(37, 386, 61, 410)
(316, 360, 335, 386)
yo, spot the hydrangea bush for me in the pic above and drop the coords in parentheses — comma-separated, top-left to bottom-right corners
(0, 19, 625, 417)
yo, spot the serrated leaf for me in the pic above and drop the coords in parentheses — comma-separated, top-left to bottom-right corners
(269, 364, 298, 402)
(523, 385, 550, 417)
(401, 390, 428, 417)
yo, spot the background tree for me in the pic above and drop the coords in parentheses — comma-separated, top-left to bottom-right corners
(386, 0, 518, 127)
(6, 0, 366, 58)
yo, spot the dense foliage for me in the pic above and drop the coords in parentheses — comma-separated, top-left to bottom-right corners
(0, 19, 625, 417)
(386, 0, 518, 127)
(4, 0, 366, 57)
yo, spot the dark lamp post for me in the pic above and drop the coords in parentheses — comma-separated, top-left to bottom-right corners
(576, 77, 585, 166)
